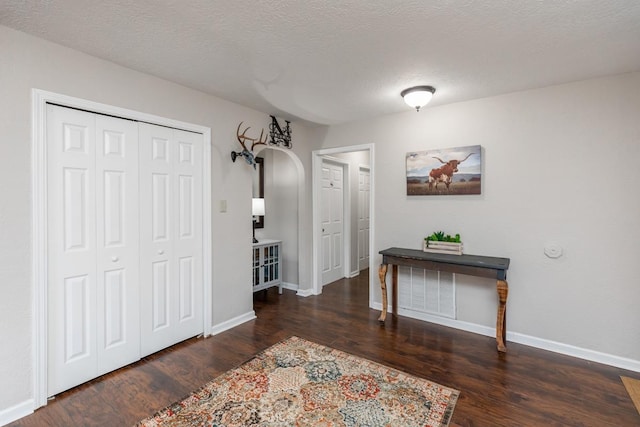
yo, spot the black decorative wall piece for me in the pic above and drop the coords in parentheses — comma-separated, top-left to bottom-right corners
(269, 115, 292, 148)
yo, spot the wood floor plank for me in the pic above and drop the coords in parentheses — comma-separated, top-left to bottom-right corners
(9, 270, 639, 426)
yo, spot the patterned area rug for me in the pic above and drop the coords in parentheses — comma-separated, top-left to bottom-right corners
(621, 376, 640, 415)
(137, 336, 459, 427)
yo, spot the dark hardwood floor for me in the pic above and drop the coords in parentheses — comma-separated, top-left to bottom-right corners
(10, 270, 639, 426)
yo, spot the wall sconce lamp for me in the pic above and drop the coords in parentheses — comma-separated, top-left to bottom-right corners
(252, 198, 265, 243)
(401, 85, 436, 112)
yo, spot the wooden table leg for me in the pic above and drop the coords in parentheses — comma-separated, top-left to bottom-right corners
(378, 264, 388, 322)
(496, 280, 509, 352)
(392, 265, 398, 318)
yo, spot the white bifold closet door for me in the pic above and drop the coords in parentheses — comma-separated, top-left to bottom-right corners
(47, 105, 141, 396)
(46, 105, 203, 396)
(139, 123, 203, 356)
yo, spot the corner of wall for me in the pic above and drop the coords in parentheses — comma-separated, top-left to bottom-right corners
(209, 311, 256, 336)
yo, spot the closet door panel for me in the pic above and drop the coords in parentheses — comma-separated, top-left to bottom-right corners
(140, 124, 203, 356)
(95, 115, 140, 375)
(47, 105, 98, 396)
(173, 129, 203, 337)
(140, 123, 175, 355)
(47, 106, 141, 395)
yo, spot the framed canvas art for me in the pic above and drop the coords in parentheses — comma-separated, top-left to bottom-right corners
(406, 145, 482, 195)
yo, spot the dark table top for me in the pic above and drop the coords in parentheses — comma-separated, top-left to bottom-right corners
(379, 247, 510, 271)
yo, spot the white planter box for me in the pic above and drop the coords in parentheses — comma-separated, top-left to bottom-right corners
(423, 240, 463, 255)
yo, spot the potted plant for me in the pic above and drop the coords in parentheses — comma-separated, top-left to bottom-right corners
(423, 231, 463, 255)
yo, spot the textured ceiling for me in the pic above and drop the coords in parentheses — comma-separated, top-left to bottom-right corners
(2, 0, 640, 125)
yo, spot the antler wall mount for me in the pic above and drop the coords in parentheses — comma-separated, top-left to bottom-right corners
(231, 122, 268, 169)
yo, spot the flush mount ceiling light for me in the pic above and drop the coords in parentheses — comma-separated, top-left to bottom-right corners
(401, 85, 436, 112)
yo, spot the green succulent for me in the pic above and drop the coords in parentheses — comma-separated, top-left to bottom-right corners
(425, 231, 462, 242)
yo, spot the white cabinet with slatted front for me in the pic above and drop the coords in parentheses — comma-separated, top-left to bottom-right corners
(252, 240, 282, 293)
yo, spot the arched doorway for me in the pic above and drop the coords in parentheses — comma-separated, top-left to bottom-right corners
(254, 146, 305, 294)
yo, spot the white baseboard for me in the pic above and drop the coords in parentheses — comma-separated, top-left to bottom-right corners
(0, 399, 34, 427)
(282, 282, 298, 291)
(296, 288, 315, 297)
(209, 311, 256, 336)
(507, 331, 640, 373)
(370, 302, 640, 373)
(348, 270, 360, 278)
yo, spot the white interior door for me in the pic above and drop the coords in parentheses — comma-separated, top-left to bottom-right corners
(139, 123, 203, 356)
(358, 167, 370, 271)
(321, 159, 345, 285)
(47, 105, 140, 396)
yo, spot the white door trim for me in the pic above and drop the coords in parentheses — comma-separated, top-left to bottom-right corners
(311, 144, 375, 297)
(31, 89, 213, 409)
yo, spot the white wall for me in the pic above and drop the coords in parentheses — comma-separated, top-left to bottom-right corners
(0, 24, 321, 417)
(256, 149, 299, 286)
(320, 72, 640, 364)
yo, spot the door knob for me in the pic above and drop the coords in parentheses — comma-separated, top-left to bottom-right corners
(158, 250, 164, 255)
(111, 256, 119, 262)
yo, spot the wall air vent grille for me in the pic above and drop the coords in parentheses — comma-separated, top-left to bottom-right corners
(398, 267, 456, 319)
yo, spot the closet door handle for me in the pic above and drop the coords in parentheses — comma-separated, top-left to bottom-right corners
(158, 250, 164, 255)
(111, 256, 119, 262)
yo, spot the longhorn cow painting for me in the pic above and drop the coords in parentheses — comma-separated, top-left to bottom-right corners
(406, 145, 482, 195)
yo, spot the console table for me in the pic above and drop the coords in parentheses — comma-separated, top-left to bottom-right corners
(378, 247, 510, 352)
